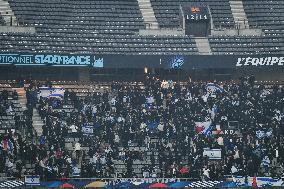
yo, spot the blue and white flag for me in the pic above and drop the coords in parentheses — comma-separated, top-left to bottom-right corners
(256, 129, 273, 139)
(203, 148, 222, 160)
(38, 87, 65, 100)
(206, 83, 224, 94)
(82, 123, 94, 135)
(72, 167, 81, 177)
(25, 175, 40, 186)
(256, 130, 266, 139)
(233, 176, 284, 187)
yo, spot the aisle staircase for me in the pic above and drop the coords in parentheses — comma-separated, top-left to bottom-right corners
(12, 88, 27, 111)
(138, 0, 159, 29)
(229, 0, 249, 29)
(0, 0, 17, 25)
(32, 108, 44, 136)
(194, 37, 212, 55)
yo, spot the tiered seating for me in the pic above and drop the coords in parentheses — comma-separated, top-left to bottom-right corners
(0, 33, 198, 55)
(150, 0, 235, 28)
(0, 13, 6, 26)
(9, 0, 145, 33)
(0, 0, 281, 56)
(209, 35, 283, 55)
(0, 84, 24, 133)
(209, 0, 284, 55)
(1, 0, 199, 55)
(243, 0, 284, 29)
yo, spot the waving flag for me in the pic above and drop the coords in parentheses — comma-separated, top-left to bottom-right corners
(37, 87, 65, 100)
(206, 83, 224, 94)
(195, 122, 213, 137)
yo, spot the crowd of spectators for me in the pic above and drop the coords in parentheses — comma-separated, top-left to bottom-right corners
(0, 76, 283, 181)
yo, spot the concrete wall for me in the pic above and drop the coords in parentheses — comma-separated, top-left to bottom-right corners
(211, 28, 263, 36)
(138, 28, 185, 36)
(0, 26, 36, 33)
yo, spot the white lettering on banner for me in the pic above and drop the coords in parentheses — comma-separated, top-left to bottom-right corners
(236, 57, 284, 67)
(0, 54, 33, 64)
(35, 55, 91, 65)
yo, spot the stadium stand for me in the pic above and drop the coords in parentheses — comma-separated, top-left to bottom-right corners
(0, 0, 281, 55)
(208, 35, 283, 55)
(4, 0, 199, 55)
(242, 0, 284, 29)
(207, 0, 284, 55)
(0, 0, 283, 187)
(0, 77, 283, 182)
(150, 0, 235, 28)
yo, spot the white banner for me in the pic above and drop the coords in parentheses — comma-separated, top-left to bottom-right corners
(203, 148, 222, 160)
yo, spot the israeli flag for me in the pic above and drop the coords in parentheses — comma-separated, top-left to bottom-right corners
(203, 148, 222, 160)
(256, 130, 266, 139)
(38, 87, 65, 100)
(206, 83, 224, 94)
(82, 123, 94, 135)
(72, 167, 81, 177)
(25, 175, 40, 186)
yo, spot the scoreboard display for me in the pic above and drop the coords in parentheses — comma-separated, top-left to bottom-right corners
(180, 4, 211, 36)
(185, 6, 209, 21)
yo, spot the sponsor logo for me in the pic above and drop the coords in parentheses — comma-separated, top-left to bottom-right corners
(236, 57, 284, 67)
(0, 53, 104, 67)
(191, 7, 201, 13)
(170, 55, 184, 69)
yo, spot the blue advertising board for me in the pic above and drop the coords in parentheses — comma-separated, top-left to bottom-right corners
(0, 53, 283, 69)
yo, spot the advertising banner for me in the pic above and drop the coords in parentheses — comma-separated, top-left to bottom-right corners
(0, 53, 283, 69)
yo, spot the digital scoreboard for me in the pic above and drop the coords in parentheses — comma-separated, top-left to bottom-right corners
(185, 6, 209, 21)
(180, 4, 211, 37)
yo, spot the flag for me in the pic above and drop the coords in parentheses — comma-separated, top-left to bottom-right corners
(256, 130, 266, 139)
(206, 83, 224, 94)
(233, 177, 284, 187)
(195, 122, 213, 137)
(37, 87, 65, 100)
(25, 175, 40, 186)
(256, 129, 273, 139)
(82, 123, 94, 136)
(203, 148, 222, 160)
(7, 139, 13, 151)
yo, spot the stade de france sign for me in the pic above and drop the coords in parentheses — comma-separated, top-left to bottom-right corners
(0, 53, 104, 67)
(0, 53, 283, 69)
(236, 57, 284, 67)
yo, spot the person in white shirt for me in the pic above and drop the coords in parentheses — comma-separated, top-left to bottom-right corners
(114, 133, 120, 144)
(69, 124, 78, 137)
(157, 122, 164, 132)
(161, 80, 169, 89)
(231, 164, 238, 175)
(217, 136, 224, 146)
(203, 166, 210, 180)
